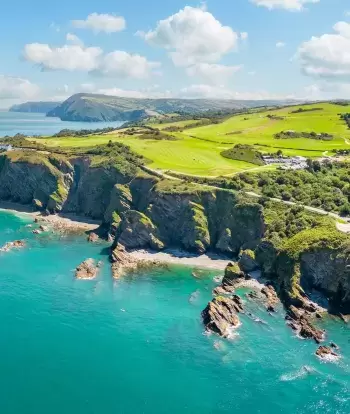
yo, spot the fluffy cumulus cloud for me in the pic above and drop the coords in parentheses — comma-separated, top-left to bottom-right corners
(302, 82, 350, 99)
(297, 21, 350, 80)
(23, 43, 103, 71)
(251, 0, 320, 11)
(139, 6, 239, 66)
(23, 43, 160, 79)
(72, 13, 126, 33)
(186, 63, 242, 85)
(0, 75, 39, 99)
(95, 51, 160, 78)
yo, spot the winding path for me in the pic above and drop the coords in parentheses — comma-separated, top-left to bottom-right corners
(142, 166, 350, 233)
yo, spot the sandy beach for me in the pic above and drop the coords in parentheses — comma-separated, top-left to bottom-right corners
(128, 249, 231, 270)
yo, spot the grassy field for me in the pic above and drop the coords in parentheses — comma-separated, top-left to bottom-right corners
(183, 103, 350, 155)
(30, 102, 350, 177)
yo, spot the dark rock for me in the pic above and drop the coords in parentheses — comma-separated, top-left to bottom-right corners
(238, 249, 258, 273)
(316, 345, 340, 360)
(202, 295, 243, 337)
(330, 342, 340, 350)
(287, 305, 325, 344)
(222, 262, 245, 286)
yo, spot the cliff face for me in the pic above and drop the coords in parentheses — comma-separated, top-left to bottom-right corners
(1, 151, 349, 312)
(116, 181, 265, 254)
(0, 152, 73, 212)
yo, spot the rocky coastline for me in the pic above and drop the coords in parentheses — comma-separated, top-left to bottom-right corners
(0, 150, 348, 362)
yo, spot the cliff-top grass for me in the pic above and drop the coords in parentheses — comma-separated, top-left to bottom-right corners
(29, 102, 350, 177)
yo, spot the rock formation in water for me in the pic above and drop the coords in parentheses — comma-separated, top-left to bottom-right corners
(202, 295, 244, 337)
(75, 258, 100, 279)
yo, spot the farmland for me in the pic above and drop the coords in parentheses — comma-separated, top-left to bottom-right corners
(29, 102, 350, 177)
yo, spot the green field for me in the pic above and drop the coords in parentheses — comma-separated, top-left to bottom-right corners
(31, 103, 350, 177)
(183, 103, 350, 155)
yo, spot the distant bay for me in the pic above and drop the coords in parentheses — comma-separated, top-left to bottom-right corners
(0, 111, 124, 137)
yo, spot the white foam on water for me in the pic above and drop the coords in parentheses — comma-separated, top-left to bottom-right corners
(280, 366, 315, 382)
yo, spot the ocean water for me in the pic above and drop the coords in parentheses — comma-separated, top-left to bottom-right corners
(0, 111, 124, 137)
(0, 210, 349, 414)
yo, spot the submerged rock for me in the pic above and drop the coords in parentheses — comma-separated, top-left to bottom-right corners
(0, 240, 25, 252)
(75, 258, 100, 280)
(315, 345, 340, 361)
(202, 295, 243, 337)
(88, 232, 99, 243)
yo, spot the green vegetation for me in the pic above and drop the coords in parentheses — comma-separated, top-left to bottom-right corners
(221, 144, 265, 166)
(237, 162, 350, 215)
(281, 225, 348, 260)
(262, 201, 334, 242)
(275, 131, 333, 141)
(27, 102, 350, 177)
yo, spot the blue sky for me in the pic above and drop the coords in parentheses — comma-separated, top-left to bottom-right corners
(0, 0, 349, 107)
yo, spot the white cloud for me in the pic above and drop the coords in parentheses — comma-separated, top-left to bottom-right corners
(23, 43, 160, 79)
(297, 21, 350, 80)
(240, 32, 249, 40)
(251, 0, 320, 11)
(23, 43, 102, 71)
(186, 63, 242, 85)
(248, 71, 256, 75)
(66, 33, 84, 47)
(94, 51, 160, 78)
(344, 11, 350, 17)
(0, 75, 39, 100)
(178, 84, 295, 100)
(276, 41, 286, 48)
(301, 82, 350, 99)
(72, 13, 126, 33)
(74, 83, 172, 99)
(139, 6, 239, 66)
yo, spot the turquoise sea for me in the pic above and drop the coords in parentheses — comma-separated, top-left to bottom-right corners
(0, 211, 349, 413)
(0, 111, 124, 137)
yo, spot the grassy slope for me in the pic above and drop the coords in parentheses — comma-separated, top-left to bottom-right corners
(30, 103, 350, 177)
(183, 103, 350, 155)
(32, 133, 262, 176)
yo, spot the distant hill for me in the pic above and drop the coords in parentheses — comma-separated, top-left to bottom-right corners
(47, 93, 297, 123)
(9, 101, 61, 114)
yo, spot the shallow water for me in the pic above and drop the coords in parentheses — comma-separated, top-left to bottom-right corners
(0, 211, 349, 413)
(0, 111, 124, 137)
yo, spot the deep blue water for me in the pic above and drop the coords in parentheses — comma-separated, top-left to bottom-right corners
(0, 111, 124, 137)
(0, 211, 349, 414)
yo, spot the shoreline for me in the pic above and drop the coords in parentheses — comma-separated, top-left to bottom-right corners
(128, 249, 230, 271)
(0, 202, 231, 270)
(0, 201, 100, 232)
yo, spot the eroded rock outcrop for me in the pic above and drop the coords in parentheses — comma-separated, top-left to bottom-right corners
(75, 258, 100, 279)
(316, 345, 340, 361)
(286, 305, 325, 344)
(202, 295, 244, 337)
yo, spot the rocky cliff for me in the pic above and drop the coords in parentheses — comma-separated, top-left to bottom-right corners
(0, 150, 349, 313)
